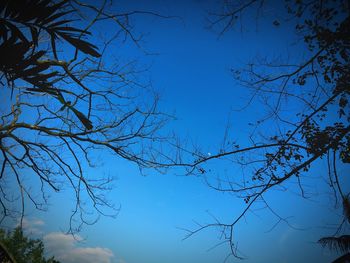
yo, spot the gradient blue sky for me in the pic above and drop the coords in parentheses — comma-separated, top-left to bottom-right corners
(4, 1, 349, 263)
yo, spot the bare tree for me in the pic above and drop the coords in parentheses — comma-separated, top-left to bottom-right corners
(0, 0, 179, 233)
(181, 0, 350, 260)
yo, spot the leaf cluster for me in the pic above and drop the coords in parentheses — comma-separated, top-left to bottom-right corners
(0, 227, 60, 263)
(0, 0, 100, 95)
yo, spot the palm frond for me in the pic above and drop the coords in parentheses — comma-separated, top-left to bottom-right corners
(1, 0, 100, 58)
(332, 253, 350, 263)
(318, 235, 350, 254)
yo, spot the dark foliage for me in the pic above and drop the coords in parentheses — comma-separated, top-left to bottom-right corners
(0, 0, 100, 129)
(0, 227, 60, 263)
(319, 235, 350, 254)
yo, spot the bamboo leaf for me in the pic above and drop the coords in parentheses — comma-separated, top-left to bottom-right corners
(54, 26, 91, 34)
(42, 10, 73, 26)
(30, 26, 39, 46)
(70, 107, 93, 130)
(58, 32, 101, 57)
(47, 18, 75, 28)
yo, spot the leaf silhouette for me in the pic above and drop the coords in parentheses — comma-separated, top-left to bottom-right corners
(1, 0, 98, 130)
(70, 107, 93, 130)
(318, 235, 350, 254)
(343, 195, 350, 223)
(57, 32, 101, 57)
(332, 253, 350, 263)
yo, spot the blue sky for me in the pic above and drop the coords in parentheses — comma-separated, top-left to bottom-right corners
(2, 1, 349, 263)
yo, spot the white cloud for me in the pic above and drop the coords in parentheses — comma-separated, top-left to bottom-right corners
(17, 217, 45, 235)
(44, 232, 114, 263)
(15, 218, 116, 263)
(67, 247, 114, 263)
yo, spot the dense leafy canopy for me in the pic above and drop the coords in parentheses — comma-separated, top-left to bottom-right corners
(0, 227, 59, 263)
